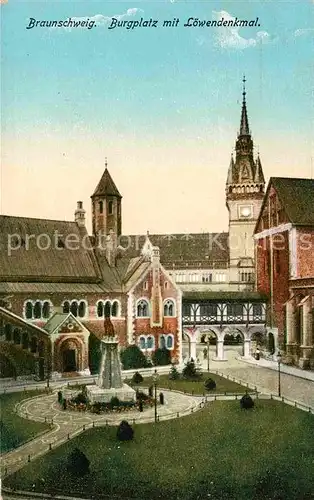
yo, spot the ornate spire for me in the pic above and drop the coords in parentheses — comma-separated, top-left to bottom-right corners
(254, 154, 265, 184)
(226, 154, 235, 184)
(239, 75, 250, 136)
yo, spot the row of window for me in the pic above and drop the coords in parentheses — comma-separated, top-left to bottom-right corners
(137, 299, 176, 318)
(3, 324, 45, 354)
(23, 298, 176, 320)
(182, 303, 264, 317)
(138, 334, 174, 350)
(170, 272, 226, 283)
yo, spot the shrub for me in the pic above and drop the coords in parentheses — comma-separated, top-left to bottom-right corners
(73, 392, 88, 405)
(120, 345, 149, 370)
(240, 394, 255, 409)
(169, 364, 180, 380)
(204, 378, 216, 391)
(67, 448, 90, 476)
(132, 371, 143, 384)
(117, 420, 134, 441)
(110, 396, 120, 408)
(152, 347, 172, 366)
(182, 360, 202, 380)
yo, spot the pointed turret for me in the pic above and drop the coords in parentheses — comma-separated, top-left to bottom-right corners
(254, 155, 265, 184)
(239, 76, 250, 136)
(226, 154, 235, 185)
(91, 159, 122, 238)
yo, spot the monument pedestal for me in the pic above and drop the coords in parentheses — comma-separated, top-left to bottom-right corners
(86, 318, 136, 404)
(87, 383, 136, 404)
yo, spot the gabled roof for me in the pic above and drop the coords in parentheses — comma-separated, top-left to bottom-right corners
(0, 215, 101, 282)
(43, 312, 87, 335)
(0, 306, 49, 337)
(255, 177, 314, 231)
(91, 168, 122, 198)
(119, 232, 229, 269)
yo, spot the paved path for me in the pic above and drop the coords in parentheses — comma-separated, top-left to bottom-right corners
(1, 388, 203, 478)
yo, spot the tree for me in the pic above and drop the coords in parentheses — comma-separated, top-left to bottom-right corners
(169, 364, 180, 380)
(67, 448, 90, 476)
(132, 371, 143, 384)
(117, 420, 134, 441)
(120, 345, 148, 370)
(240, 394, 255, 409)
(182, 360, 202, 380)
(88, 333, 101, 375)
(152, 348, 171, 366)
(204, 378, 216, 391)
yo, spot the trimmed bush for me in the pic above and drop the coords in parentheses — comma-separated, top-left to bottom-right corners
(132, 371, 143, 384)
(159, 392, 164, 405)
(67, 448, 90, 476)
(204, 378, 216, 391)
(182, 360, 202, 381)
(152, 348, 171, 366)
(73, 392, 88, 405)
(240, 394, 255, 409)
(117, 420, 134, 441)
(110, 396, 120, 408)
(169, 364, 180, 380)
(120, 345, 148, 370)
(88, 333, 101, 375)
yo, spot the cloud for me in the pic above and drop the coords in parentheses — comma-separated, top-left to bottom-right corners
(51, 8, 143, 31)
(212, 10, 275, 50)
(294, 28, 314, 37)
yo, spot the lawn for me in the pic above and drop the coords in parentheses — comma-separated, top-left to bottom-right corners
(5, 400, 314, 499)
(125, 372, 251, 395)
(0, 390, 50, 453)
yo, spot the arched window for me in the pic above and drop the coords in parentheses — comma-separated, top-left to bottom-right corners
(159, 335, 166, 349)
(25, 302, 33, 319)
(104, 301, 111, 318)
(97, 301, 104, 318)
(30, 337, 38, 353)
(22, 332, 29, 349)
(164, 300, 175, 317)
(70, 301, 78, 317)
(137, 300, 149, 317)
(147, 336, 154, 349)
(63, 301, 70, 314)
(166, 335, 174, 349)
(139, 336, 146, 350)
(111, 301, 119, 317)
(99, 201, 103, 214)
(78, 301, 86, 318)
(42, 301, 50, 319)
(108, 200, 113, 215)
(33, 302, 42, 319)
(5, 324, 12, 341)
(13, 328, 21, 344)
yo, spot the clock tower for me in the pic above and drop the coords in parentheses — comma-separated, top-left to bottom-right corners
(226, 78, 265, 282)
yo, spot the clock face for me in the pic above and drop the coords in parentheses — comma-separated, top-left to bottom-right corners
(239, 206, 252, 218)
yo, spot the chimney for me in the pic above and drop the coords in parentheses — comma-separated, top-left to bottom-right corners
(75, 201, 86, 227)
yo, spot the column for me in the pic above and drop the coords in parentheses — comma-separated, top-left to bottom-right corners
(286, 299, 298, 356)
(214, 340, 226, 361)
(243, 339, 251, 358)
(299, 298, 313, 369)
(190, 340, 197, 362)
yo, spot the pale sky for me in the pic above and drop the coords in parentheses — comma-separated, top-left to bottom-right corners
(1, 0, 313, 235)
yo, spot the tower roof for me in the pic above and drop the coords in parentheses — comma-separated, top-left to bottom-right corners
(239, 76, 250, 136)
(92, 167, 122, 199)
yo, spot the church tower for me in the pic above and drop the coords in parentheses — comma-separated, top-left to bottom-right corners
(226, 78, 265, 280)
(91, 161, 122, 238)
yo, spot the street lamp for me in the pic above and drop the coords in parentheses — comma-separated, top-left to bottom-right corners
(207, 336, 210, 372)
(277, 351, 282, 397)
(152, 369, 159, 423)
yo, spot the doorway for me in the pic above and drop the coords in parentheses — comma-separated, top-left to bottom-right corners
(63, 349, 77, 372)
